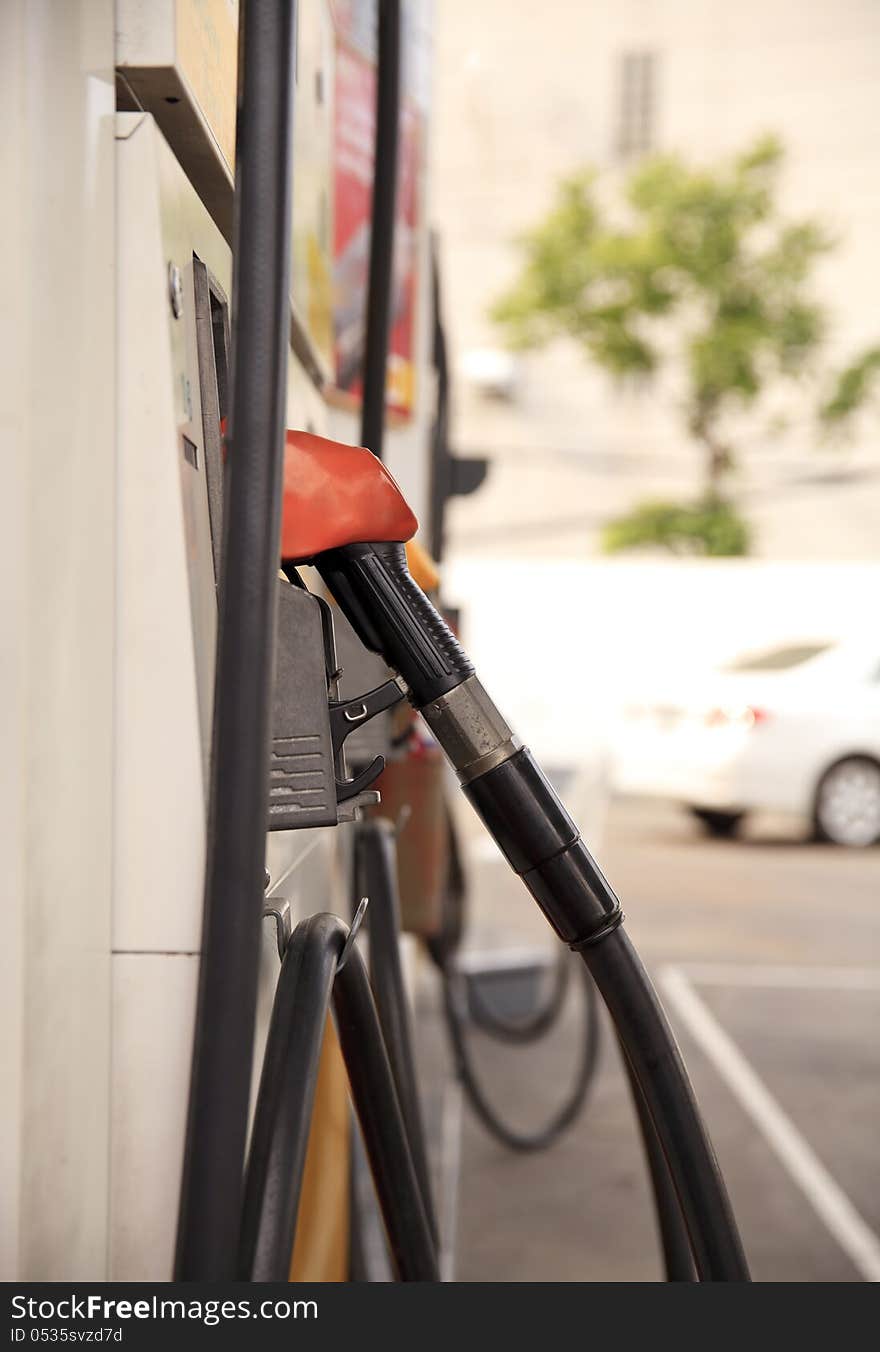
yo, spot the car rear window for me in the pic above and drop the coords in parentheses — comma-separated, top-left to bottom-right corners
(721, 642, 832, 672)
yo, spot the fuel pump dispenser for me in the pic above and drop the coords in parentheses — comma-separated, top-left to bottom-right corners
(5, 0, 751, 1287)
(173, 0, 749, 1284)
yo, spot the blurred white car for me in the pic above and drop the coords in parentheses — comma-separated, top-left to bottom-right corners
(612, 639, 880, 846)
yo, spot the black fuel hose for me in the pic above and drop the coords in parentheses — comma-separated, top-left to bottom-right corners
(316, 540, 750, 1281)
(333, 925, 439, 1281)
(357, 820, 438, 1240)
(464, 749, 748, 1282)
(175, 0, 297, 1281)
(465, 945, 570, 1044)
(619, 1035, 697, 1282)
(239, 916, 339, 1281)
(432, 795, 686, 1259)
(439, 954, 600, 1153)
(578, 926, 745, 1280)
(239, 913, 438, 1282)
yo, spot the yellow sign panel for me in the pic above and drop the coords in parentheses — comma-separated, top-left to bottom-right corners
(176, 0, 239, 174)
(120, 0, 343, 383)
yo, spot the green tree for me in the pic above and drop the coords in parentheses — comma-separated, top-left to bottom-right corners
(820, 345, 880, 429)
(492, 136, 834, 555)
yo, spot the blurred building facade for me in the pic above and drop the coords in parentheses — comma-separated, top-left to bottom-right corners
(431, 0, 880, 559)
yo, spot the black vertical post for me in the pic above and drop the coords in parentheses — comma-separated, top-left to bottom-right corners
(359, 0, 402, 460)
(175, 0, 298, 1281)
(428, 237, 450, 560)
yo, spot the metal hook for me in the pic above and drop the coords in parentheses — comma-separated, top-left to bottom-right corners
(263, 899, 292, 961)
(338, 896, 369, 971)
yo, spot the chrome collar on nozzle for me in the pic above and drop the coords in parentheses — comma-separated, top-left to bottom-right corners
(418, 675, 522, 785)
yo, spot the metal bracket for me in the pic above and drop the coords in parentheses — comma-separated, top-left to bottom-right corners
(329, 678, 405, 803)
(269, 581, 405, 830)
(337, 789, 381, 823)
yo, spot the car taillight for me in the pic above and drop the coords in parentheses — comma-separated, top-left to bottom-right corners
(703, 705, 768, 729)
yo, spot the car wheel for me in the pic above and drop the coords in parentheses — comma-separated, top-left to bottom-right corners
(814, 756, 880, 847)
(688, 807, 745, 839)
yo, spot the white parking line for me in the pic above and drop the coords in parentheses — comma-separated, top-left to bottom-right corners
(659, 963, 880, 1283)
(438, 1078, 464, 1283)
(678, 963, 880, 991)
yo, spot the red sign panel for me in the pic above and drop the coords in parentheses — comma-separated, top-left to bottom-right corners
(331, 4, 424, 418)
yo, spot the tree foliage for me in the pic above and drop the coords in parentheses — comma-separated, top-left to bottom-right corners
(820, 345, 880, 428)
(492, 136, 834, 555)
(601, 498, 750, 557)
